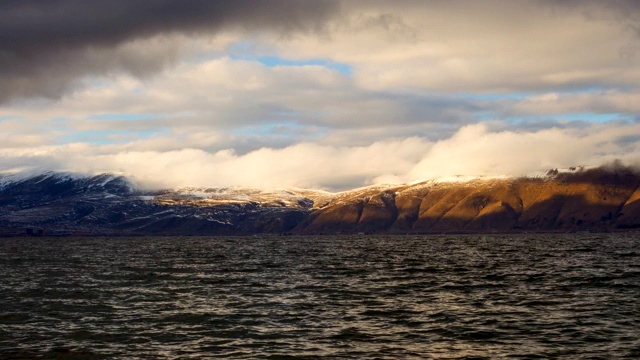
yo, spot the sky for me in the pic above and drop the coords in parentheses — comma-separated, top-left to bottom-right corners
(1, 0, 640, 190)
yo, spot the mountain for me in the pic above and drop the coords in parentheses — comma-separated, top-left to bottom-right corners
(299, 166, 640, 234)
(1, 165, 640, 236)
(0, 172, 320, 236)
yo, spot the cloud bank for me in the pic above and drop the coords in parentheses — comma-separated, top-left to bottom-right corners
(2, 123, 639, 191)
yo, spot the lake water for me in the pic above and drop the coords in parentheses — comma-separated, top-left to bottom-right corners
(0, 234, 639, 359)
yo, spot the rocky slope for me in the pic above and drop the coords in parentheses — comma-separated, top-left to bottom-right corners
(298, 166, 640, 234)
(1, 166, 640, 235)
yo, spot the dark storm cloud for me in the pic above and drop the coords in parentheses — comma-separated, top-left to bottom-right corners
(3, 0, 640, 104)
(0, 0, 340, 102)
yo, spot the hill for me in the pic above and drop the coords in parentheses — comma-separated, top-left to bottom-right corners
(1, 166, 640, 235)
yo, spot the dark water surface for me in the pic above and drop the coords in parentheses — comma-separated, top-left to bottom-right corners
(0, 234, 639, 359)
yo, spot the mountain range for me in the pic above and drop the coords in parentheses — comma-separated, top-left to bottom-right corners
(2, 165, 640, 236)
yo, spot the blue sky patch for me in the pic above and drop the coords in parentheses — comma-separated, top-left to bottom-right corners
(0, 116, 20, 122)
(232, 120, 327, 140)
(253, 56, 352, 75)
(550, 113, 632, 123)
(59, 129, 168, 145)
(225, 41, 352, 75)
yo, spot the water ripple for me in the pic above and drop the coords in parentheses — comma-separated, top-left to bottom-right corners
(0, 234, 639, 358)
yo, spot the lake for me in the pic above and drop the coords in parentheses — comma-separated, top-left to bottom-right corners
(0, 234, 639, 359)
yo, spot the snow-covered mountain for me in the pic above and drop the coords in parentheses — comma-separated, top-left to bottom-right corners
(2, 165, 640, 236)
(0, 172, 323, 236)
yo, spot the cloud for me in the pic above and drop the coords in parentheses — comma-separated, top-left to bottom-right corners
(406, 123, 640, 180)
(0, 57, 485, 151)
(2, 123, 640, 191)
(4, 0, 640, 103)
(0, 0, 340, 102)
(265, 0, 640, 92)
(507, 90, 640, 117)
(2, 0, 640, 191)
(0, 138, 432, 190)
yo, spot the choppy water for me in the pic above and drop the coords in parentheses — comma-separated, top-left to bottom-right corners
(0, 234, 639, 359)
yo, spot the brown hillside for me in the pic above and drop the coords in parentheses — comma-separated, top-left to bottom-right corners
(296, 166, 640, 234)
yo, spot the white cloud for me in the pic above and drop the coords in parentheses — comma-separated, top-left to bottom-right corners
(263, 0, 640, 92)
(406, 123, 640, 180)
(0, 138, 431, 190)
(0, 56, 484, 152)
(2, 123, 640, 191)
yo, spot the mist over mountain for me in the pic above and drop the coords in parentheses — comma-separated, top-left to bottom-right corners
(2, 164, 640, 236)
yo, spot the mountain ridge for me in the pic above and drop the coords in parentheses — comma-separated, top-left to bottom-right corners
(2, 165, 640, 236)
